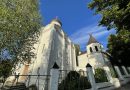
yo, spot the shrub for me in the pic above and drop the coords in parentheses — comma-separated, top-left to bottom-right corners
(58, 71, 91, 90)
(94, 68, 108, 83)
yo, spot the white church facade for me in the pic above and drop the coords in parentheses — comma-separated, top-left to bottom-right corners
(3, 19, 130, 90)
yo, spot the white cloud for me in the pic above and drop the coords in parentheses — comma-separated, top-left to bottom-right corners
(69, 24, 116, 50)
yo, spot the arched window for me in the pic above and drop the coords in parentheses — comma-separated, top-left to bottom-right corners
(95, 46, 98, 51)
(90, 47, 93, 53)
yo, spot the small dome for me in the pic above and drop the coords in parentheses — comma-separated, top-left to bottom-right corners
(51, 18, 62, 26)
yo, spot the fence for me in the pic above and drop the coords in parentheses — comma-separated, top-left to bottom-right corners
(2, 74, 50, 90)
(1, 64, 130, 90)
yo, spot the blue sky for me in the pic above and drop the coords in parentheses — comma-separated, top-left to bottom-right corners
(39, 0, 116, 51)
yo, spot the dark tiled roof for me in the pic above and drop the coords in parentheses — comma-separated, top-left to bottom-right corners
(87, 34, 98, 45)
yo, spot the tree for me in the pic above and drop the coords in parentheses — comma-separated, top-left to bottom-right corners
(94, 68, 108, 83)
(88, 0, 130, 66)
(0, 0, 41, 63)
(0, 60, 12, 81)
(0, 0, 41, 77)
(88, 0, 130, 31)
(107, 30, 130, 66)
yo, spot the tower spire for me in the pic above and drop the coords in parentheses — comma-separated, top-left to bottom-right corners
(87, 34, 98, 45)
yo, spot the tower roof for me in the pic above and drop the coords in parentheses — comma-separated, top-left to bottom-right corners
(87, 34, 98, 45)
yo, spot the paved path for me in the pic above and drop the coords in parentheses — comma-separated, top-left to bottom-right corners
(115, 83, 130, 90)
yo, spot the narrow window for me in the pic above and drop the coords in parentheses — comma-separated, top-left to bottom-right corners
(95, 46, 98, 51)
(90, 47, 93, 53)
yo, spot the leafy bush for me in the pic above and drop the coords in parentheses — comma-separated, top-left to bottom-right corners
(0, 60, 12, 79)
(58, 71, 91, 90)
(94, 68, 108, 83)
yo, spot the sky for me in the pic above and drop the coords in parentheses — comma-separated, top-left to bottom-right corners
(39, 0, 116, 51)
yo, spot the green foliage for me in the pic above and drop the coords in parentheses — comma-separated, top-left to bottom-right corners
(94, 68, 108, 83)
(107, 30, 130, 65)
(0, 0, 41, 63)
(0, 60, 12, 79)
(88, 0, 130, 66)
(88, 0, 130, 31)
(58, 71, 91, 90)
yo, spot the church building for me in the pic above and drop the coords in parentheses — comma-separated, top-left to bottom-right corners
(4, 19, 115, 90)
(77, 34, 112, 71)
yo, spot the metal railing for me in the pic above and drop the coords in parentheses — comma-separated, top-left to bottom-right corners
(2, 74, 51, 90)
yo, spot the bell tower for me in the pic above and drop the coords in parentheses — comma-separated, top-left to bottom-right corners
(86, 34, 103, 54)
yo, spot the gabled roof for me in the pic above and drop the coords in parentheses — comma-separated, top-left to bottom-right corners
(87, 34, 98, 45)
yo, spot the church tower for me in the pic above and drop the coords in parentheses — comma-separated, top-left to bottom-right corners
(86, 34, 105, 67)
(86, 34, 102, 54)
